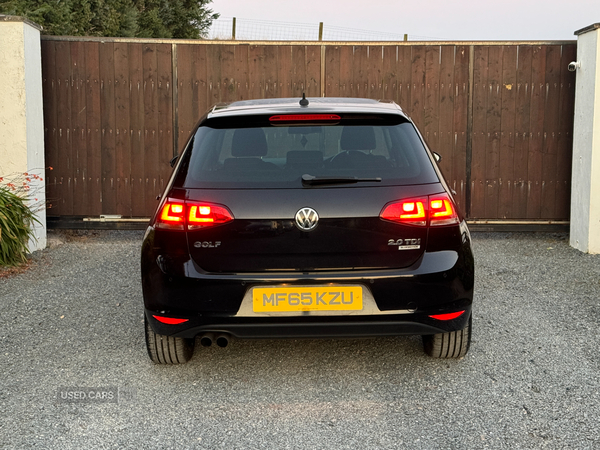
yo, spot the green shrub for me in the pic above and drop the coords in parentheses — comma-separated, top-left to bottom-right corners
(0, 185, 39, 266)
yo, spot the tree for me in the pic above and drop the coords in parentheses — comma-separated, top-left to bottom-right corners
(0, 0, 219, 38)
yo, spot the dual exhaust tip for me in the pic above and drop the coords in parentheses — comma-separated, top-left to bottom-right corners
(199, 333, 230, 348)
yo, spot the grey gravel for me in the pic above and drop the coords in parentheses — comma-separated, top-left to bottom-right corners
(1, 230, 599, 449)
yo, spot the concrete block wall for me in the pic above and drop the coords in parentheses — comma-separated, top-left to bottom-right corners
(571, 23, 600, 254)
(0, 16, 46, 252)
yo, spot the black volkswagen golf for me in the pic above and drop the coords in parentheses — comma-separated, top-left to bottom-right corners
(141, 97, 474, 364)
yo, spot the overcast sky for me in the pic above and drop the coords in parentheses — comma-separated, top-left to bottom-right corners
(209, 0, 599, 41)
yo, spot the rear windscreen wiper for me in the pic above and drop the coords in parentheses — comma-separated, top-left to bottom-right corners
(301, 174, 382, 186)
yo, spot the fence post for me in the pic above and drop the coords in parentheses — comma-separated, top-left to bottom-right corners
(570, 23, 600, 254)
(0, 16, 46, 252)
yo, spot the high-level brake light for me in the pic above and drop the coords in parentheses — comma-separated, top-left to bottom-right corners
(269, 114, 341, 123)
(380, 193, 458, 226)
(156, 199, 233, 231)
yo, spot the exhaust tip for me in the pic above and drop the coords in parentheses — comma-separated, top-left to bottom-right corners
(200, 333, 214, 347)
(215, 334, 230, 348)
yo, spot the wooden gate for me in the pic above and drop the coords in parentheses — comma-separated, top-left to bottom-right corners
(41, 37, 576, 222)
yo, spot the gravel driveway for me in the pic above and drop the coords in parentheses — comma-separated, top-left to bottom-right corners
(1, 230, 599, 449)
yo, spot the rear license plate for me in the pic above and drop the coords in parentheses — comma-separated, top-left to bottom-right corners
(253, 286, 363, 312)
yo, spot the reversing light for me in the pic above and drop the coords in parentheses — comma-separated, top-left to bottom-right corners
(156, 200, 234, 230)
(152, 315, 189, 325)
(429, 311, 465, 321)
(269, 114, 341, 123)
(380, 193, 458, 227)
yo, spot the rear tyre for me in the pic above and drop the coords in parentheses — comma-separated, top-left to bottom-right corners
(145, 316, 194, 364)
(422, 314, 472, 358)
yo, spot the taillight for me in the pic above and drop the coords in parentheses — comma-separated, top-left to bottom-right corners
(157, 201, 185, 230)
(156, 199, 233, 231)
(429, 194, 459, 226)
(380, 198, 427, 226)
(380, 193, 458, 227)
(188, 204, 234, 230)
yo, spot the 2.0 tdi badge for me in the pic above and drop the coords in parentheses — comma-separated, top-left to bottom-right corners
(388, 238, 421, 250)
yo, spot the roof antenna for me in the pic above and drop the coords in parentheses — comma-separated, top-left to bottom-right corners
(299, 93, 309, 107)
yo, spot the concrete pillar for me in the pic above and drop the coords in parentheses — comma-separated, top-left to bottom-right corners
(571, 23, 600, 254)
(0, 16, 46, 251)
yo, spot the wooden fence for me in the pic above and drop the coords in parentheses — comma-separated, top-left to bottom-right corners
(41, 37, 576, 220)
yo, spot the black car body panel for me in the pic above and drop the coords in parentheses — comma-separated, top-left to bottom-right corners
(141, 97, 474, 354)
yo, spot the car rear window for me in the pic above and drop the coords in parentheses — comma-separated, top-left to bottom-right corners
(176, 114, 439, 188)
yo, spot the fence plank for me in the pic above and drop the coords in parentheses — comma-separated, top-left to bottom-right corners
(83, 42, 102, 217)
(234, 45, 250, 101)
(325, 45, 341, 97)
(438, 46, 455, 202)
(277, 46, 292, 98)
(540, 45, 561, 219)
(338, 45, 354, 98)
(498, 46, 517, 218)
(381, 46, 397, 102)
(527, 45, 547, 218)
(68, 41, 88, 216)
(470, 46, 489, 218)
(410, 46, 426, 130)
(556, 44, 577, 219)
(41, 40, 58, 215)
(305, 46, 321, 97)
(452, 45, 469, 210)
(290, 45, 306, 96)
(367, 46, 383, 99)
(396, 46, 412, 113)
(175, 44, 193, 152)
(114, 42, 132, 217)
(99, 42, 117, 215)
(156, 44, 173, 205)
(484, 46, 503, 218)
(424, 46, 441, 160)
(142, 44, 159, 215)
(192, 44, 208, 128)
(513, 45, 533, 218)
(128, 43, 146, 217)
(248, 45, 265, 99)
(220, 45, 238, 102)
(54, 41, 73, 215)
